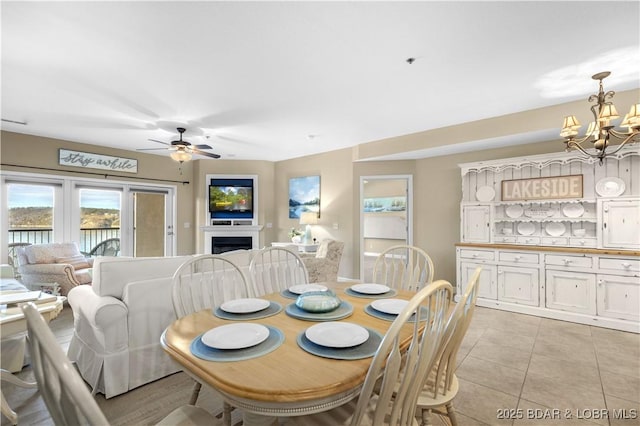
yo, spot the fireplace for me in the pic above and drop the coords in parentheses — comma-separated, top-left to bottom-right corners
(201, 224, 263, 254)
(211, 236, 252, 254)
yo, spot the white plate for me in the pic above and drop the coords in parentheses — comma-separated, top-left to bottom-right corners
(545, 222, 566, 237)
(562, 203, 585, 218)
(350, 283, 390, 295)
(517, 222, 536, 236)
(475, 186, 496, 202)
(305, 322, 369, 348)
(201, 323, 270, 350)
(370, 299, 409, 315)
(288, 284, 328, 295)
(505, 204, 524, 218)
(220, 298, 270, 314)
(596, 177, 625, 197)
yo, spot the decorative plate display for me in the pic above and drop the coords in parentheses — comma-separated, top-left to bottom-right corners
(201, 323, 270, 350)
(288, 284, 328, 295)
(517, 222, 536, 236)
(505, 204, 524, 218)
(350, 283, 390, 295)
(545, 222, 566, 237)
(370, 299, 409, 315)
(305, 322, 369, 348)
(220, 298, 270, 314)
(562, 203, 585, 218)
(596, 177, 625, 197)
(475, 186, 496, 202)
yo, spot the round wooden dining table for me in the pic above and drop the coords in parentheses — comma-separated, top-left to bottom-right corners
(160, 282, 418, 423)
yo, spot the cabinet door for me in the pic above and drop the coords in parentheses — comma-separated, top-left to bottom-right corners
(461, 262, 497, 299)
(545, 270, 596, 315)
(602, 199, 640, 249)
(462, 205, 490, 243)
(597, 274, 640, 321)
(497, 265, 539, 306)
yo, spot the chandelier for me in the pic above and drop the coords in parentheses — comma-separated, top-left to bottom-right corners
(560, 71, 640, 164)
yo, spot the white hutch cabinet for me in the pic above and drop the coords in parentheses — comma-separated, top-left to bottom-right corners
(456, 147, 640, 333)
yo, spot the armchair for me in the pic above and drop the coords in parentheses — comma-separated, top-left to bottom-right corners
(300, 239, 344, 283)
(16, 243, 93, 295)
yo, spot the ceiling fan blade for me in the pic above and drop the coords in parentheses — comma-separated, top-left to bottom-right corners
(149, 139, 171, 146)
(194, 144, 213, 150)
(192, 148, 220, 159)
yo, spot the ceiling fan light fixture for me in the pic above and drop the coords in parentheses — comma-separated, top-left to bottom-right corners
(170, 150, 192, 163)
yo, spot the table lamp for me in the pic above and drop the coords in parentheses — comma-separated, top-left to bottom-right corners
(299, 212, 318, 244)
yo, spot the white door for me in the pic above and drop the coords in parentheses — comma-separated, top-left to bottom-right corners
(130, 188, 174, 257)
(597, 274, 640, 321)
(601, 199, 640, 249)
(461, 262, 497, 299)
(462, 205, 490, 243)
(545, 270, 596, 314)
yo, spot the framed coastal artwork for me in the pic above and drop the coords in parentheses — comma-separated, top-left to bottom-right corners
(289, 175, 320, 219)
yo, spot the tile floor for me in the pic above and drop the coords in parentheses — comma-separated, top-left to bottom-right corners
(433, 306, 640, 426)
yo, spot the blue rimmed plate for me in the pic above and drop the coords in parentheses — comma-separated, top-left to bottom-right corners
(190, 325, 284, 362)
(297, 327, 383, 360)
(214, 301, 282, 321)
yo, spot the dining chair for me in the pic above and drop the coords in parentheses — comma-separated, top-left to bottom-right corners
(372, 245, 434, 292)
(248, 246, 309, 296)
(416, 266, 483, 426)
(171, 254, 250, 421)
(20, 302, 222, 426)
(283, 279, 454, 425)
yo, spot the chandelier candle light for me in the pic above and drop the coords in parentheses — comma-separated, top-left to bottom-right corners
(560, 71, 640, 164)
(299, 211, 318, 245)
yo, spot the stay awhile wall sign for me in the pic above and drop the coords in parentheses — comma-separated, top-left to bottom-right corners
(59, 149, 138, 174)
(502, 175, 583, 201)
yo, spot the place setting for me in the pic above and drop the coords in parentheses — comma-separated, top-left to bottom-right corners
(296, 321, 383, 360)
(285, 289, 354, 321)
(364, 298, 428, 322)
(344, 283, 397, 299)
(280, 283, 328, 299)
(190, 322, 285, 362)
(214, 297, 283, 321)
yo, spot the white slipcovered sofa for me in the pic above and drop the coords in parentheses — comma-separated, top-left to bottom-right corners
(67, 250, 260, 398)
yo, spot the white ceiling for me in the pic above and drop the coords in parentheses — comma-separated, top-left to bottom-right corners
(2, 1, 639, 162)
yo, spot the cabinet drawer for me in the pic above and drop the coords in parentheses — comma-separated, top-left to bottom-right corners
(494, 236, 517, 244)
(459, 249, 494, 261)
(541, 237, 569, 247)
(499, 251, 539, 264)
(569, 237, 597, 248)
(516, 236, 541, 245)
(599, 258, 640, 273)
(546, 254, 593, 269)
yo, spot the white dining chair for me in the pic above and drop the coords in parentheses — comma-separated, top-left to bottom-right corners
(282, 279, 454, 425)
(248, 246, 309, 296)
(20, 302, 222, 426)
(171, 254, 250, 422)
(372, 245, 434, 292)
(417, 266, 483, 426)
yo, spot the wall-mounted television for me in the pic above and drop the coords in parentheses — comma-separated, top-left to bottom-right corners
(209, 178, 254, 219)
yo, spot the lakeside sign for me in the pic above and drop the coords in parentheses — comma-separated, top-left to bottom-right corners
(59, 149, 138, 174)
(502, 175, 583, 201)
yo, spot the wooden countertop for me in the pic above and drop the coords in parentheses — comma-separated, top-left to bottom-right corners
(455, 242, 640, 257)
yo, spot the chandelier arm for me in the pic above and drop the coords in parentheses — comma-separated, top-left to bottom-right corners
(602, 132, 640, 156)
(608, 128, 639, 139)
(566, 140, 599, 158)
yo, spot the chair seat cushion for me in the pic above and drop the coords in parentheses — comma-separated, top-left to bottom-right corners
(56, 255, 92, 270)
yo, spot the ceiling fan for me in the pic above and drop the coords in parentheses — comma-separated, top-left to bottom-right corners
(137, 127, 221, 162)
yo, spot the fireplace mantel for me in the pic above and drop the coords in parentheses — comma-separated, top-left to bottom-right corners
(201, 225, 263, 253)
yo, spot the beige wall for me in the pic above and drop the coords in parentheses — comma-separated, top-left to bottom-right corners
(274, 148, 355, 277)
